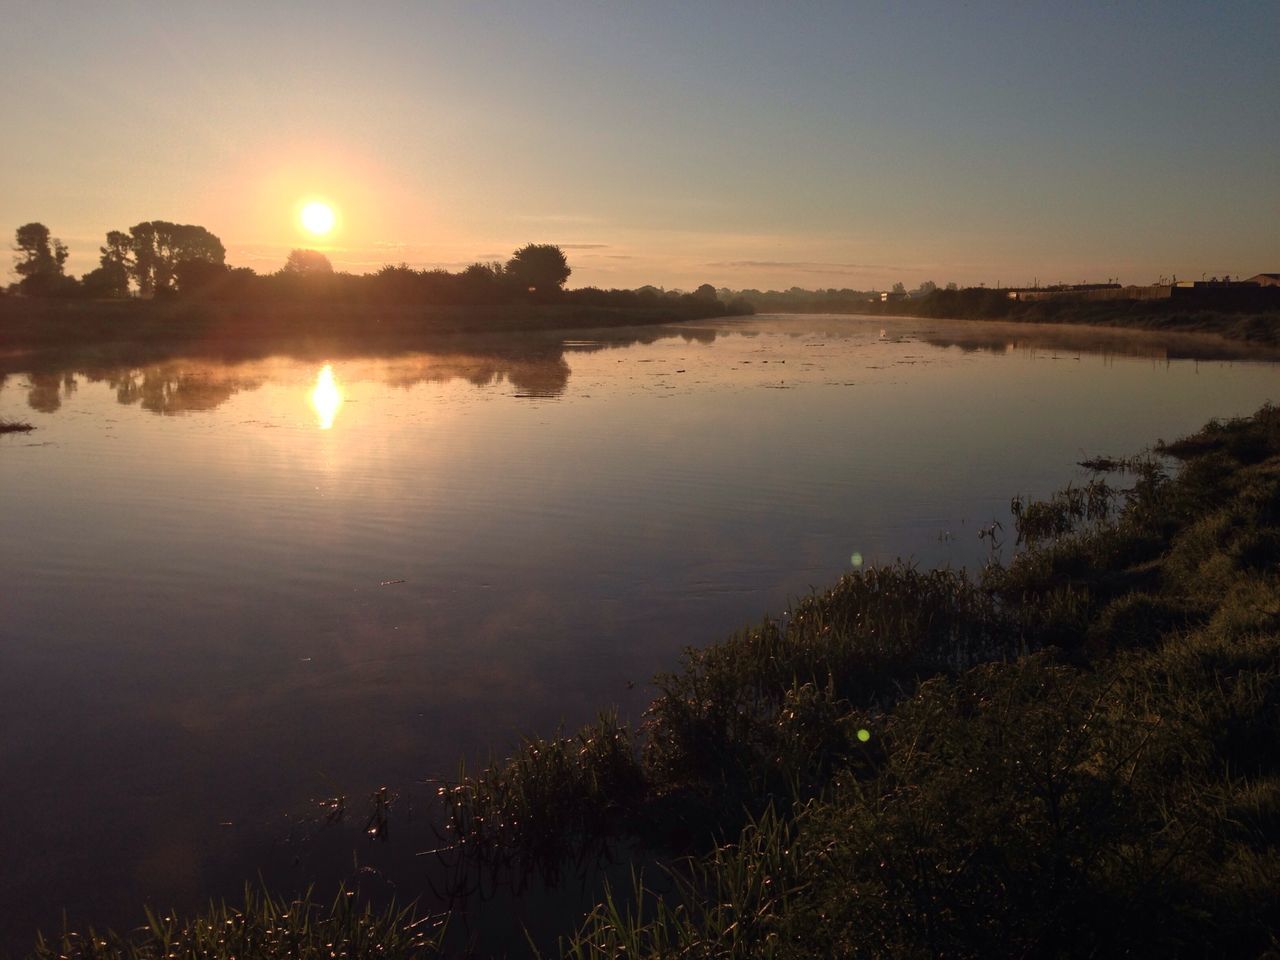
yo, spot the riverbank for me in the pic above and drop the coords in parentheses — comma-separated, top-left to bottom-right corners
(4, 294, 1276, 376)
(0, 297, 737, 369)
(31, 403, 1280, 957)
(870, 288, 1280, 345)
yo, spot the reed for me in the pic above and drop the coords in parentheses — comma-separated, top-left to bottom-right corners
(29, 886, 446, 960)
(433, 711, 645, 892)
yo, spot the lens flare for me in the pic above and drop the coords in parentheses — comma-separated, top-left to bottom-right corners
(310, 364, 343, 429)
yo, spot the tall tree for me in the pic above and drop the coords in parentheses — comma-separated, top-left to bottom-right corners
(81, 230, 133, 297)
(13, 222, 69, 295)
(504, 243, 570, 294)
(173, 259, 230, 297)
(280, 249, 334, 276)
(120, 221, 225, 296)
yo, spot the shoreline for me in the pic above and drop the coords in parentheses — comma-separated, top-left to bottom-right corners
(0, 298, 737, 374)
(863, 294, 1280, 345)
(5, 291, 1274, 363)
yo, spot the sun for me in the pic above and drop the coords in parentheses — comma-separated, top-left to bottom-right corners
(300, 200, 336, 237)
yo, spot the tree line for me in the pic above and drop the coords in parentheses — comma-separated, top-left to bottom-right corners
(721, 280, 959, 313)
(5, 222, 750, 317)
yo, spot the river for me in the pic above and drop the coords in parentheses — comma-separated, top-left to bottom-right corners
(0, 313, 1275, 949)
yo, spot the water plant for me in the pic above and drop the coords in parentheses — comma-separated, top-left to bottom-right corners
(433, 711, 645, 893)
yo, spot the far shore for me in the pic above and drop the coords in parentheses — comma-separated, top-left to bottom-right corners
(0, 296, 729, 346)
(2, 295, 1277, 375)
(861, 292, 1279, 345)
(0, 297, 740, 372)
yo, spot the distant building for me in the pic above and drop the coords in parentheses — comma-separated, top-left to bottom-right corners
(1245, 273, 1280, 287)
(879, 291, 908, 302)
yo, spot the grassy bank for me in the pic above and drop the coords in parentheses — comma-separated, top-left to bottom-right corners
(0, 297, 742, 382)
(865, 287, 1280, 345)
(26, 406, 1280, 957)
(451, 404, 1280, 956)
(0, 297, 736, 356)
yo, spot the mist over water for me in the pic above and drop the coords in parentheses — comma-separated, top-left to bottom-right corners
(0, 314, 1276, 948)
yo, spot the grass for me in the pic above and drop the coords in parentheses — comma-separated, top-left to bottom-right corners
(0, 418, 34, 433)
(28, 887, 446, 960)
(458, 404, 1280, 956)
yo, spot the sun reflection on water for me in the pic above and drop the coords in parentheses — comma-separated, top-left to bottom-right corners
(310, 364, 343, 429)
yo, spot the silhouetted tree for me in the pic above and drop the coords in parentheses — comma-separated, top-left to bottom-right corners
(891, 282, 907, 295)
(461, 261, 503, 284)
(174, 259, 230, 297)
(457, 261, 504, 303)
(505, 243, 570, 294)
(100, 230, 130, 268)
(118, 221, 225, 296)
(945, 281, 959, 291)
(694, 283, 719, 301)
(223, 266, 260, 298)
(80, 264, 129, 298)
(369, 263, 423, 302)
(13, 222, 71, 295)
(77, 231, 132, 298)
(281, 249, 334, 276)
(915, 280, 938, 297)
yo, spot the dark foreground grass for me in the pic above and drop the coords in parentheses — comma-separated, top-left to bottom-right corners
(455, 406, 1280, 957)
(30, 887, 446, 960)
(33, 406, 1280, 957)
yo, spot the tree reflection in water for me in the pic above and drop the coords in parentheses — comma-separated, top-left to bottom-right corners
(4, 326, 720, 417)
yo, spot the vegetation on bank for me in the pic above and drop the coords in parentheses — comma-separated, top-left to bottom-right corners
(727, 282, 1279, 345)
(36, 405, 1280, 957)
(3, 223, 753, 344)
(0, 296, 740, 358)
(29, 888, 446, 960)
(9, 221, 1273, 350)
(0, 418, 34, 433)
(450, 404, 1280, 956)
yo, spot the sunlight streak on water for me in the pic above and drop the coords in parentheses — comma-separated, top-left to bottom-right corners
(310, 364, 343, 429)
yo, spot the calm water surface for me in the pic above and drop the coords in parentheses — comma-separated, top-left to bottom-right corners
(0, 314, 1276, 946)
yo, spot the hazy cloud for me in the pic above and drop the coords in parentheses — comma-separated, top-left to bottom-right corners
(557, 243, 609, 250)
(707, 260, 905, 275)
(514, 214, 605, 225)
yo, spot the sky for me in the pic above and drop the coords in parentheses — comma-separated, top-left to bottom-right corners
(1, 0, 1277, 291)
